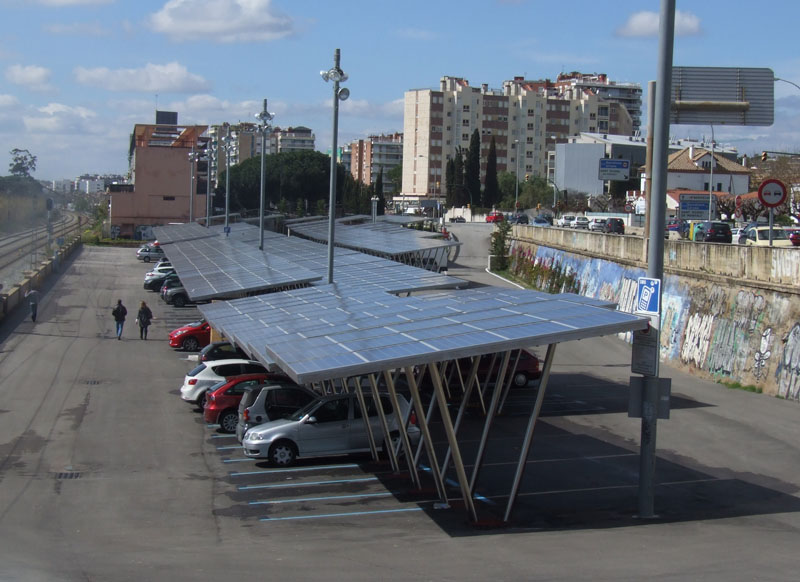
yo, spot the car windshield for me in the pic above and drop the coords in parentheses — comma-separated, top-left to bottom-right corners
(758, 229, 788, 240)
(188, 320, 204, 327)
(287, 398, 323, 421)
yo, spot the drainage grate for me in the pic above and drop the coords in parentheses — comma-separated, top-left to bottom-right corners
(84, 380, 100, 385)
(54, 472, 82, 480)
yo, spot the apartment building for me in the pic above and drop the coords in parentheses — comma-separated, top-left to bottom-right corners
(349, 133, 403, 195)
(401, 74, 639, 204)
(109, 121, 209, 239)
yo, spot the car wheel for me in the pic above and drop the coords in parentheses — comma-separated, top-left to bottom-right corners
(512, 371, 529, 387)
(144, 256, 150, 263)
(182, 336, 199, 352)
(269, 440, 297, 466)
(196, 392, 207, 411)
(173, 295, 186, 308)
(218, 410, 238, 433)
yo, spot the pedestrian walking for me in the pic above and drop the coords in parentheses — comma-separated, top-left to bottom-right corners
(25, 289, 40, 322)
(136, 301, 153, 340)
(112, 299, 127, 340)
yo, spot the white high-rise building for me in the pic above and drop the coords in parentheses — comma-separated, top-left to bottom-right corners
(401, 74, 639, 203)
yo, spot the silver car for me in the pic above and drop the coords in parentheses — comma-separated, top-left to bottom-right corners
(235, 383, 319, 443)
(242, 392, 419, 466)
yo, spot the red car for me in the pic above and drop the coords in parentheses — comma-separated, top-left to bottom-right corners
(785, 228, 800, 247)
(463, 348, 541, 387)
(486, 211, 505, 223)
(169, 319, 211, 351)
(203, 373, 291, 433)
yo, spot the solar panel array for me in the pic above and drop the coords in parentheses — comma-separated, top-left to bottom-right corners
(288, 219, 459, 257)
(199, 285, 648, 384)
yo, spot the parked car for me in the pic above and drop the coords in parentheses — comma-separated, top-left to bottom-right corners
(235, 383, 319, 442)
(784, 227, 800, 247)
(242, 392, 420, 466)
(180, 359, 268, 409)
(665, 218, 688, 237)
(741, 226, 794, 247)
(531, 216, 551, 227)
(169, 319, 211, 351)
(143, 265, 176, 291)
(604, 217, 625, 234)
(588, 218, 607, 232)
(699, 221, 733, 243)
(203, 373, 294, 433)
(557, 215, 576, 227)
(136, 245, 165, 263)
(461, 348, 541, 388)
(160, 275, 182, 301)
(450, 216, 466, 223)
(508, 213, 529, 224)
(198, 340, 249, 362)
(485, 211, 505, 223)
(570, 216, 590, 229)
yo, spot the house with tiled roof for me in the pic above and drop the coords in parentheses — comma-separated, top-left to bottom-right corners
(667, 146, 751, 196)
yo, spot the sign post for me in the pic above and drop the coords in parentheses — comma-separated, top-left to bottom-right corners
(758, 179, 787, 247)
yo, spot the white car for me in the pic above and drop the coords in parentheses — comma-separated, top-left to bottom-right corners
(571, 216, 590, 229)
(136, 245, 165, 263)
(180, 359, 268, 409)
(242, 392, 420, 466)
(588, 218, 607, 232)
(558, 215, 575, 227)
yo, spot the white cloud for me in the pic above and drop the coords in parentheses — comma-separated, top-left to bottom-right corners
(74, 62, 211, 93)
(149, 0, 293, 43)
(0, 94, 20, 107)
(23, 102, 97, 133)
(617, 10, 701, 38)
(5, 64, 53, 92)
(44, 21, 112, 36)
(34, 0, 113, 5)
(394, 28, 437, 41)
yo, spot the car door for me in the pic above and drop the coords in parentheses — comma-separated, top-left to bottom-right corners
(295, 396, 351, 455)
(349, 395, 394, 450)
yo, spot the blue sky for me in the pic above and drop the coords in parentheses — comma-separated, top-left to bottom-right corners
(2, 0, 799, 181)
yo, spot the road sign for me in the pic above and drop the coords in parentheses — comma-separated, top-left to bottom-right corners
(670, 67, 774, 126)
(735, 195, 743, 209)
(598, 159, 630, 181)
(679, 193, 716, 220)
(624, 203, 633, 213)
(734, 208, 742, 219)
(636, 277, 661, 316)
(758, 179, 787, 208)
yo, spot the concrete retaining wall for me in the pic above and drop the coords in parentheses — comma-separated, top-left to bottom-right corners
(509, 226, 800, 401)
(0, 234, 83, 323)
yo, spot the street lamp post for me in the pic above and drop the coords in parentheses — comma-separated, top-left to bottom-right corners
(708, 126, 715, 221)
(187, 147, 199, 223)
(206, 140, 215, 227)
(255, 98, 274, 250)
(223, 129, 236, 230)
(320, 48, 350, 284)
(514, 139, 520, 212)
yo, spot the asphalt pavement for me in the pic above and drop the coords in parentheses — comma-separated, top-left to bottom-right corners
(0, 244, 798, 582)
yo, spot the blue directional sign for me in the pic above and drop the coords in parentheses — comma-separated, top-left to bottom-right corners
(598, 159, 630, 181)
(636, 277, 661, 316)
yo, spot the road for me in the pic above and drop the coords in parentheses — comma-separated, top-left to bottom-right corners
(0, 243, 798, 581)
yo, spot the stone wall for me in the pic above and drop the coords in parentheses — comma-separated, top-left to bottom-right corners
(509, 227, 800, 401)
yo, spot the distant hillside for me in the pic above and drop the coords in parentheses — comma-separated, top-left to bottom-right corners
(0, 177, 47, 233)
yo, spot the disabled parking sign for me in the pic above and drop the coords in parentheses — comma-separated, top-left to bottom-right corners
(636, 277, 661, 316)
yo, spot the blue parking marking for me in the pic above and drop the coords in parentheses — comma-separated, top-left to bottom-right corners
(260, 507, 423, 521)
(250, 491, 395, 505)
(209, 433, 236, 439)
(216, 445, 241, 451)
(419, 464, 495, 506)
(222, 457, 256, 463)
(230, 463, 360, 477)
(239, 476, 378, 491)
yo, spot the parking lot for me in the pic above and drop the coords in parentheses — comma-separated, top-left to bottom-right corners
(1, 245, 799, 581)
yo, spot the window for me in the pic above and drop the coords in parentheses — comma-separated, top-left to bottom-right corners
(163, 196, 175, 201)
(462, 133, 469, 141)
(462, 119, 470, 126)
(313, 398, 350, 423)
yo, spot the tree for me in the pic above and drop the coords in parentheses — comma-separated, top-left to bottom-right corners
(375, 168, 385, 215)
(9, 148, 37, 178)
(386, 162, 402, 195)
(453, 148, 467, 206)
(465, 130, 482, 208)
(445, 158, 456, 206)
(483, 137, 499, 208)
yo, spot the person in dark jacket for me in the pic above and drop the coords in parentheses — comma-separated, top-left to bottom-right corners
(112, 299, 127, 340)
(25, 289, 40, 322)
(137, 301, 154, 340)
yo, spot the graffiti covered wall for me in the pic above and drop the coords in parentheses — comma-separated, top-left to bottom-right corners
(509, 241, 800, 401)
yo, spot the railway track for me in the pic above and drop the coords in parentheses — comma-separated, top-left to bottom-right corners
(0, 212, 81, 275)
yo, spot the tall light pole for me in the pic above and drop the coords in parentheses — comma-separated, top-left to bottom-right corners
(514, 139, 521, 212)
(708, 125, 715, 221)
(223, 128, 236, 229)
(206, 139, 215, 227)
(255, 98, 274, 250)
(320, 48, 350, 284)
(187, 147, 199, 223)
